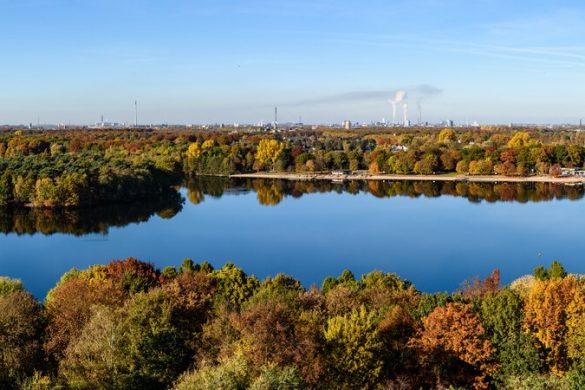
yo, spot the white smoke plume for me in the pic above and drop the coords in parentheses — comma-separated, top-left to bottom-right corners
(388, 90, 407, 124)
(388, 85, 442, 124)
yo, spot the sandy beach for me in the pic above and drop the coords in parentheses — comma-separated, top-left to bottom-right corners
(230, 172, 585, 184)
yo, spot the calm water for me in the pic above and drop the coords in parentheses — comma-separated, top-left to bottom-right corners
(2, 178, 585, 298)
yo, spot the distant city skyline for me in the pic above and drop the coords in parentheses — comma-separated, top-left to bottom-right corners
(0, 0, 584, 125)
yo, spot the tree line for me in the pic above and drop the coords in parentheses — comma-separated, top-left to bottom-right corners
(0, 130, 184, 207)
(2, 258, 585, 389)
(3, 127, 585, 207)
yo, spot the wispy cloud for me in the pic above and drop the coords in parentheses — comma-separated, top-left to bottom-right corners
(284, 85, 442, 107)
(323, 33, 585, 68)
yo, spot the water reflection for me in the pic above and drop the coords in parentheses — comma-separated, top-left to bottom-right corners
(186, 177, 585, 207)
(0, 191, 184, 236)
(1, 178, 583, 236)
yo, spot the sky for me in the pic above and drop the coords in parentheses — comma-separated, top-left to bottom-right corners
(0, 0, 584, 125)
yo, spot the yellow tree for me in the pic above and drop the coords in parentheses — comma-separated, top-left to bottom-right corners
(255, 139, 285, 170)
(438, 128, 457, 143)
(523, 276, 581, 375)
(507, 132, 531, 148)
(323, 306, 384, 389)
(566, 287, 585, 370)
(186, 142, 202, 159)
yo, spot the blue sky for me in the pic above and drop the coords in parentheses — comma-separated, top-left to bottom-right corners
(1, 0, 584, 125)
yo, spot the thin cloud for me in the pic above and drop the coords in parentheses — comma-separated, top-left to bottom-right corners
(284, 85, 443, 107)
(325, 35, 585, 68)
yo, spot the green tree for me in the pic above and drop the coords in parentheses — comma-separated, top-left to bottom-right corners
(0, 172, 13, 206)
(249, 364, 304, 390)
(0, 291, 44, 389)
(172, 355, 249, 390)
(60, 306, 131, 389)
(213, 263, 259, 308)
(480, 288, 541, 380)
(323, 306, 384, 389)
(122, 290, 190, 388)
(0, 277, 23, 297)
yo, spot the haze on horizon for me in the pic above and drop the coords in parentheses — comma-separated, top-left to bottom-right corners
(0, 0, 584, 126)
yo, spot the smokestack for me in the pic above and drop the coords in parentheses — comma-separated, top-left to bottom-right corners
(403, 103, 408, 126)
(135, 100, 138, 127)
(274, 106, 278, 129)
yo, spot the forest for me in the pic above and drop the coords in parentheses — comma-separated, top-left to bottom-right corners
(2, 258, 585, 389)
(2, 126, 585, 207)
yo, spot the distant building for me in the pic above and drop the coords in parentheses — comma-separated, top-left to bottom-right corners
(342, 120, 352, 130)
(561, 168, 585, 177)
(331, 169, 350, 176)
(391, 144, 409, 152)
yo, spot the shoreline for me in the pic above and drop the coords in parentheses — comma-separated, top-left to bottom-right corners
(230, 172, 585, 184)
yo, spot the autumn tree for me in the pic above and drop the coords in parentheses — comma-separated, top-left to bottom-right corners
(461, 269, 500, 299)
(414, 154, 438, 175)
(565, 288, 585, 374)
(172, 355, 250, 390)
(0, 290, 45, 388)
(412, 302, 496, 389)
(44, 271, 126, 364)
(438, 128, 457, 144)
(186, 142, 202, 159)
(255, 139, 285, 171)
(323, 306, 384, 389)
(59, 306, 130, 388)
(213, 263, 259, 308)
(524, 276, 582, 375)
(507, 132, 532, 148)
(161, 271, 216, 354)
(232, 296, 324, 384)
(104, 257, 160, 294)
(0, 276, 23, 296)
(456, 160, 469, 174)
(249, 364, 304, 390)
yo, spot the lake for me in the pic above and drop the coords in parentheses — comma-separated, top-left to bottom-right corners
(1, 177, 584, 298)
